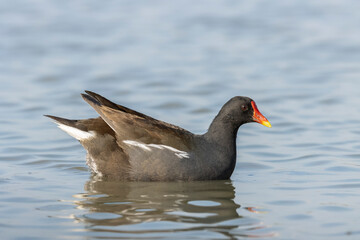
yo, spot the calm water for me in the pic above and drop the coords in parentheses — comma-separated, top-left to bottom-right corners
(1, 0, 360, 239)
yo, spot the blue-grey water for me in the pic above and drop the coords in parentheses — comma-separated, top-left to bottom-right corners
(1, 0, 360, 239)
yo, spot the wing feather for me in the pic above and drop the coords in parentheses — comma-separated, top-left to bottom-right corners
(81, 91, 194, 151)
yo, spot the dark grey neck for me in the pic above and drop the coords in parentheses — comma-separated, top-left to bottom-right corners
(204, 113, 241, 149)
(202, 113, 242, 179)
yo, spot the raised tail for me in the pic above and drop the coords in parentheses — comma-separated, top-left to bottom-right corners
(45, 115, 96, 141)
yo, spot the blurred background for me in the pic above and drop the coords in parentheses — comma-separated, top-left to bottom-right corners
(1, 0, 360, 239)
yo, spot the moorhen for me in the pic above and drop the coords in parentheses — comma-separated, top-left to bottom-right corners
(46, 91, 271, 181)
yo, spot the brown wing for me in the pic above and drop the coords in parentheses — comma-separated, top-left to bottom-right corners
(81, 91, 194, 151)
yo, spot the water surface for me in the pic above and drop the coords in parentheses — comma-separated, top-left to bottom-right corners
(1, 0, 360, 239)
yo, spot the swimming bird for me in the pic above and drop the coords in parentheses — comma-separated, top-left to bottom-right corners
(46, 91, 271, 181)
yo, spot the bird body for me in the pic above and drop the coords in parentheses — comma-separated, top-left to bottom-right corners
(46, 91, 271, 181)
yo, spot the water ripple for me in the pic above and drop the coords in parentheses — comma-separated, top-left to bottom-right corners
(1, 0, 360, 239)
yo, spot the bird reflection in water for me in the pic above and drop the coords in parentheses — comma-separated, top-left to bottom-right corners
(71, 178, 276, 238)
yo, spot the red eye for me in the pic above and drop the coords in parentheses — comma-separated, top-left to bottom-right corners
(241, 105, 248, 111)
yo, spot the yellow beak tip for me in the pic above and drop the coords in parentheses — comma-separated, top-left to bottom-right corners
(262, 121, 272, 128)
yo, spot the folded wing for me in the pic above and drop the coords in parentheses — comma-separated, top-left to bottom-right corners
(81, 91, 194, 151)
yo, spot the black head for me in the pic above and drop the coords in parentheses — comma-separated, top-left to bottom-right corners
(217, 96, 271, 128)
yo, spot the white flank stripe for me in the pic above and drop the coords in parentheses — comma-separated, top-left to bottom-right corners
(123, 140, 190, 159)
(123, 140, 151, 151)
(57, 124, 95, 141)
